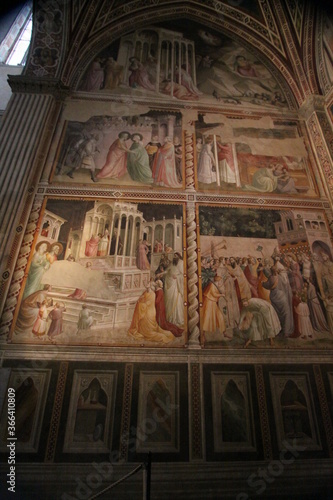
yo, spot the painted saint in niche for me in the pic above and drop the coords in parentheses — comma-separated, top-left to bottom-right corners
(74, 379, 107, 444)
(145, 379, 173, 444)
(12, 378, 38, 443)
(221, 380, 247, 443)
(280, 380, 312, 440)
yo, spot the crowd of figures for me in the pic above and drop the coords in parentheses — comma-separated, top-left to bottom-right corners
(200, 248, 333, 347)
(80, 54, 203, 101)
(16, 282, 94, 340)
(60, 131, 182, 187)
(78, 45, 286, 107)
(14, 229, 333, 347)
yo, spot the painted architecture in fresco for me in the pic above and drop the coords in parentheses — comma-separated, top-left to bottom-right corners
(78, 20, 289, 109)
(199, 206, 333, 348)
(12, 200, 186, 346)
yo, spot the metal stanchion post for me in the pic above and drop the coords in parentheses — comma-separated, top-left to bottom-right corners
(143, 452, 152, 500)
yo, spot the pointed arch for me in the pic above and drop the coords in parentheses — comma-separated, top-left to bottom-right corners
(61, 3, 302, 108)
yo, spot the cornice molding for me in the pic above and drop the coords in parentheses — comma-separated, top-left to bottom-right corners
(7, 75, 71, 99)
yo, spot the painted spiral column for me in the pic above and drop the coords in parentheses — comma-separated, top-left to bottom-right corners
(0, 196, 44, 337)
(184, 130, 200, 346)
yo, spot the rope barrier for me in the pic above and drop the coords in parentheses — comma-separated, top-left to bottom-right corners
(87, 463, 144, 500)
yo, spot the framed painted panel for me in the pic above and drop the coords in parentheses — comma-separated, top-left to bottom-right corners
(195, 114, 317, 196)
(52, 111, 184, 189)
(198, 204, 333, 349)
(10, 198, 187, 347)
(63, 370, 117, 453)
(269, 372, 322, 451)
(211, 371, 256, 452)
(136, 371, 179, 453)
(0, 369, 51, 453)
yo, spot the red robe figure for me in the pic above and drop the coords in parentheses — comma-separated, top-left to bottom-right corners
(48, 302, 66, 338)
(155, 280, 183, 337)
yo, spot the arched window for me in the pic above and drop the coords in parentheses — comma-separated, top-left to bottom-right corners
(0, 2, 33, 66)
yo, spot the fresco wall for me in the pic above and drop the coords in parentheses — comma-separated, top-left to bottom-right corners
(5, 19, 333, 352)
(1, 9, 333, 497)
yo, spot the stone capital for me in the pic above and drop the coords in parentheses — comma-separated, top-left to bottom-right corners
(299, 94, 326, 119)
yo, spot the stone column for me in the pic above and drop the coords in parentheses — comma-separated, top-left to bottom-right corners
(0, 75, 68, 309)
(123, 216, 129, 256)
(300, 95, 333, 212)
(0, 76, 69, 313)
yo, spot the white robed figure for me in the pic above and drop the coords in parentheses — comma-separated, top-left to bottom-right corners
(197, 138, 216, 184)
(164, 253, 184, 327)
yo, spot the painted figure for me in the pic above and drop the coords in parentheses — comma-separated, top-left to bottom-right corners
(201, 276, 229, 337)
(294, 292, 314, 339)
(216, 141, 237, 185)
(81, 58, 104, 91)
(46, 243, 63, 264)
(128, 283, 174, 343)
(85, 234, 100, 257)
(77, 305, 94, 330)
(136, 239, 150, 270)
(32, 300, 49, 336)
(48, 302, 66, 338)
(155, 280, 183, 337)
(97, 131, 131, 179)
(23, 242, 51, 299)
(152, 137, 181, 188)
(175, 65, 203, 98)
(97, 231, 109, 257)
(127, 133, 154, 184)
(104, 57, 124, 89)
(163, 253, 184, 327)
(128, 57, 155, 90)
(16, 285, 52, 334)
(240, 298, 281, 348)
(145, 136, 161, 169)
(243, 165, 278, 193)
(197, 137, 217, 184)
(262, 266, 294, 337)
(66, 135, 100, 182)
